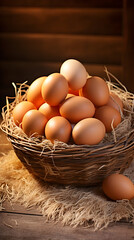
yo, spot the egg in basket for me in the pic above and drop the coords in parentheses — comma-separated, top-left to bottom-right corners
(1, 59, 134, 187)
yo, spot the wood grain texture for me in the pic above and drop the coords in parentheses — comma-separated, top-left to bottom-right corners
(0, 0, 123, 8)
(123, 0, 134, 93)
(0, 211, 134, 240)
(0, 8, 122, 36)
(0, 33, 122, 64)
(0, 60, 123, 85)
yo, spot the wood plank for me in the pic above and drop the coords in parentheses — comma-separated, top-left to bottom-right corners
(0, 211, 134, 240)
(0, 8, 122, 36)
(123, 0, 134, 93)
(0, 60, 123, 85)
(1, 200, 132, 225)
(0, 0, 123, 8)
(0, 33, 122, 64)
(1, 202, 41, 216)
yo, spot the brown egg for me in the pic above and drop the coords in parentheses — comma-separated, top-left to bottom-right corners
(60, 96, 95, 123)
(94, 106, 121, 132)
(41, 73, 68, 106)
(22, 109, 47, 137)
(102, 173, 134, 200)
(72, 118, 106, 145)
(80, 76, 109, 106)
(39, 103, 60, 120)
(13, 101, 36, 126)
(45, 116, 72, 143)
(106, 92, 123, 113)
(60, 59, 87, 90)
(27, 76, 46, 108)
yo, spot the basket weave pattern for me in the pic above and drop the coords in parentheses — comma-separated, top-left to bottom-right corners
(10, 133, 134, 186)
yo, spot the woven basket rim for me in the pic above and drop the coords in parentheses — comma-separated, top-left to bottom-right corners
(1, 121, 134, 159)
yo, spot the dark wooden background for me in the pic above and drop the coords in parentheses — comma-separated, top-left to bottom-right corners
(0, 0, 134, 110)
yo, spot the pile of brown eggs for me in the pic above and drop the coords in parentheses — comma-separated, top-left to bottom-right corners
(12, 59, 123, 145)
(12, 59, 134, 201)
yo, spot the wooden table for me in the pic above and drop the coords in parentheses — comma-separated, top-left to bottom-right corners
(0, 129, 134, 240)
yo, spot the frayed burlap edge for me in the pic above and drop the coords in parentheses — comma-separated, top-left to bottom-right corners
(0, 150, 134, 231)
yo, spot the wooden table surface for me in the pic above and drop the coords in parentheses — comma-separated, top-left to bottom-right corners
(0, 128, 134, 240)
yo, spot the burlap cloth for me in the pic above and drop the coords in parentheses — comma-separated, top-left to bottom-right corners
(0, 144, 134, 230)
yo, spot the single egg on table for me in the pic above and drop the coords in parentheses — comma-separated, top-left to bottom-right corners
(60, 59, 87, 91)
(72, 118, 106, 145)
(27, 76, 47, 109)
(94, 105, 121, 132)
(45, 116, 72, 143)
(41, 73, 68, 106)
(60, 96, 95, 123)
(12, 101, 36, 126)
(22, 109, 47, 137)
(39, 102, 60, 120)
(79, 76, 109, 107)
(102, 173, 134, 200)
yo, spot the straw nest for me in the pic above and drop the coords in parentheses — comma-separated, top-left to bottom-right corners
(1, 70, 134, 186)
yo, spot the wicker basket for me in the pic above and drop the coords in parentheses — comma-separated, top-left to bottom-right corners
(1, 79, 134, 186)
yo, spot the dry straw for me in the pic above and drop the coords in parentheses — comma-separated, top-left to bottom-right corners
(1, 70, 134, 186)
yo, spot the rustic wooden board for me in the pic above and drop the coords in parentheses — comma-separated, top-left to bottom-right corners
(2, 200, 42, 216)
(0, 33, 122, 64)
(0, 0, 124, 113)
(0, 0, 123, 8)
(0, 210, 134, 240)
(0, 61, 123, 84)
(0, 8, 122, 36)
(123, 0, 134, 92)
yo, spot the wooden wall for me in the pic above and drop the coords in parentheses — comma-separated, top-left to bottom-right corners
(0, 0, 133, 109)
